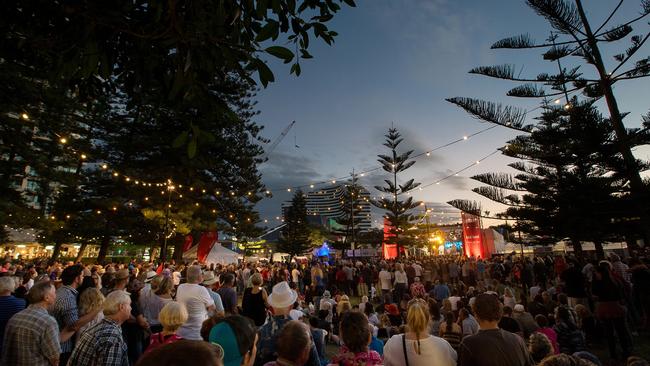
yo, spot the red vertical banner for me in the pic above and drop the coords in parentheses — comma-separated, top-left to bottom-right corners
(197, 231, 217, 263)
(461, 212, 485, 258)
(382, 218, 398, 259)
(182, 234, 194, 252)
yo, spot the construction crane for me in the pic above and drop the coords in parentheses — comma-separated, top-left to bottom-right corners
(261, 120, 295, 162)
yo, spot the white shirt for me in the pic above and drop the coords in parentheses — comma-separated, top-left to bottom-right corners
(394, 270, 408, 285)
(176, 283, 215, 340)
(384, 335, 457, 366)
(448, 296, 462, 311)
(172, 271, 182, 286)
(413, 264, 423, 277)
(291, 268, 301, 283)
(379, 270, 393, 290)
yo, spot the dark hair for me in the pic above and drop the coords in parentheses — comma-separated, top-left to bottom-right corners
(135, 340, 223, 366)
(444, 311, 456, 333)
(472, 293, 503, 322)
(277, 321, 310, 362)
(27, 281, 54, 304)
(339, 312, 370, 353)
(503, 305, 513, 316)
(556, 307, 577, 330)
(318, 309, 329, 320)
(363, 302, 374, 317)
(535, 314, 549, 327)
(537, 354, 594, 366)
(309, 316, 320, 328)
(61, 264, 84, 286)
(221, 273, 234, 286)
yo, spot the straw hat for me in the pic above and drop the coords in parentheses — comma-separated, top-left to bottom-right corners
(115, 269, 130, 281)
(202, 271, 219, 286)
(267, 281, 298, 309)
(144, 271, 158, 283)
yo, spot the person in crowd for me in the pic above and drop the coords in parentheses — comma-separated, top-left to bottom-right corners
(319, 290, 336, 323)
(439, 311, 463, 351)
(430, 280, 450, 302)
(264, 320, 312, 366)
(459, 307, 479, 338)
(364, 302, 380, 327)
(2, 281, 74, 366)
(561, 260, 588, 307)
(499, 306, 523, 337)
(592, 262, 632, 360)
(76, 287, 105, 341)
(140, 275, 173, 333)
(428, 298, 443, 337)
(309, 317, 329, 366)
(218, 272, 239, 314)
(384, 298, 457, 366)
(528, 332, 554, 364)
(255, 281, 320, 366)
(242, 273, 268, 326)
(337, 294, 352, 316)
(379, 264, 393, 304)
(628, 356, 650, 366)
(176, 265, 216, 340)
(0, 276, 26, 356)
(409, 277, 426, 298)
(358, 295, 369, 314)
(574, 304, 598, 344)
(553, 306, 586, 355)
(513, 304, 540, 339)
(503, 287, 517, 310)
(534, 314, 559, 354)
(136, 340, 224, 366)
(201, 271, 226, 317)
(51, 263, 100, 365)
(123, 277, 150, 364)
(209, 315, 258, 366)
(537, 354, 596, 366)
(459, 293, 534, 366)
(145, 301, 188, 354)
(68, 290, 132, 366)
(331, 311, 382, 366)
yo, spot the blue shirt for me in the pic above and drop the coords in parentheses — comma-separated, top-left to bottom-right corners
(0, 295, 27, 356)
(432, 284, 450, 301)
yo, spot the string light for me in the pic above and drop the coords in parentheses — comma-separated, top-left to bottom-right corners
(59, 137, 67, 144)
(20, 113, 29, 120)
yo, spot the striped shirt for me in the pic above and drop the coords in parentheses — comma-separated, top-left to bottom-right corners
(50, 285, 79, 353)
(68, 318, 129, 366)
(0, 294, 27, 356)
(1, 305, 61, 366)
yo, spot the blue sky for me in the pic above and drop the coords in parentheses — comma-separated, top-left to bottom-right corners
(253, 0, 650, 228)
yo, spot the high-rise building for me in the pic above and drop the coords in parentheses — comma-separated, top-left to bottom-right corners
(283, 183, 372, 232)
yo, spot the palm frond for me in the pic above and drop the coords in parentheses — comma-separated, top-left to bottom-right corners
(472, 186, 520, 206)
(447, 199, 481, 216)
(491, 34, 536, 49)
(471, 172, 524, 191)
(469, 64, 516, 79)
(543, 45, 574, 60)
(602, 24, 633, 42)
(526, 0, 583, 35)
(507, 84, 547, 98)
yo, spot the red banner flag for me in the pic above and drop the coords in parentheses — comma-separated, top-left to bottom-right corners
(382, 218, 398, 259)
(461, 212, 485, 258)
(182, 235, 194, 252)
(197, 231, 218, 263)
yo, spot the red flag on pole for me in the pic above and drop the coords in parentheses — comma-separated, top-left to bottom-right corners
(182, 235, 194, 252)
(197, 231, 218, 263)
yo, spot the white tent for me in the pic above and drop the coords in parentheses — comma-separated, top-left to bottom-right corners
(183, 244, 239, 265)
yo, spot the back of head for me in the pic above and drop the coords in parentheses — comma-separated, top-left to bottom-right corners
(104, 290, 131, 316)
(27, 281, 54, 304)
(538, 354, 595, 366)
(187, 265, 203, 284)
(0, 276, 15, 293)
(159, 302, 189, 332)
(156, 276, 174, 295)
(79, 287, 105, 316)
(209, 315, 257, 366)
(277, 320, 311, 362)
(135, 340, 223, 366)
(61, 264, 83, 286)
(339, 311, 371, 353)
(528, 333, 553, 363)
(472, 293, 502, 322)
(406, 299, 430, 336)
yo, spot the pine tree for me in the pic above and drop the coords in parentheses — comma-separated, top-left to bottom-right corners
(333, 173, 365, 252)
(371, 127, 421, 258)
(447, 0, 650, 244)
(278, 190, 312, 261)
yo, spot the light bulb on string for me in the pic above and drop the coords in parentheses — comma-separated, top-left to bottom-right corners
(463, 136, 468, 140)
(21, 113, 29, 120)
(59, 137, 67, 144)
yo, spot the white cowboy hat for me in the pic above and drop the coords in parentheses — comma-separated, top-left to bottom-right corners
(144, 271, 158, 283)
(201, 271, 219, 286)
(267, 281, 298, 309)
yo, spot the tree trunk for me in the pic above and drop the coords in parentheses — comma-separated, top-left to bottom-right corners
(97, 236, 110, 264)
(570, 237, 583, 260)
(49, 240, 63, 265)
(173, 237, 184, 263)
(75, 242, 88, 263)
(593, 239, 604, 260)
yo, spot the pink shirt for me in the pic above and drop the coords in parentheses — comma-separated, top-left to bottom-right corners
(537, 327, 559, 354)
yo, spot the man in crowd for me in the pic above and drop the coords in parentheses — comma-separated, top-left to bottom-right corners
(255, 281, 320, 366)
(217, 272, 238, 314)
(459, 293, 534, 366)
(50, 264, 100, 365)
(378, 264, 392, 304)
(0, 276, 26, 357)
(68, 290, 131, 366)
(176, 265, 215, 340)
(2, 281, 75, 366)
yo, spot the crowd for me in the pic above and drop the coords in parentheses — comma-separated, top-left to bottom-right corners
(1, 250, 650, 366)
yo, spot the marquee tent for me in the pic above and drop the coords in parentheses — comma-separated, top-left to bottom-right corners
(183, 243, 239, 265)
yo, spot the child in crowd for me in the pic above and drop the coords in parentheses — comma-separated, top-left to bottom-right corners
(330, 312, 382, 366)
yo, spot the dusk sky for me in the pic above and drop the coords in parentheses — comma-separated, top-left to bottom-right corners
(253, 0, 650, 228)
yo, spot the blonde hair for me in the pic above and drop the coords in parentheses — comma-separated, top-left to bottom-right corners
(79, 288, 105, 316)
(159, 302, 189, 332)
(104, 290, 131, 316)
(251, 273, 263, 286)
(407, 299, 430, 336)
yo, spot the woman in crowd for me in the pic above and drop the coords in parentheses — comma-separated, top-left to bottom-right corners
(76, 287, 105, 342)
(309, 317, 329, 366)
(141, 276, 174, 333)
(242, 273, 268, 327)
(384, 299, 457, 366)
(364, 302, 380, 327)
(394, 263, 408, 303)
(209, 315, 258, 366)
(264, 320, 312, 366)
(553, 306, 586, 355)
(146, 302, 189, 354)
(439, 312, 462, 351)
(428, 298, 443, 337)
(534, 315, 559, 354)
(336, 295, 352, 316)
(592, 262, 633, 360)
(503, 287, 517, 310)
(331, 312, 382, 366)
(528, 332, 554, 364)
